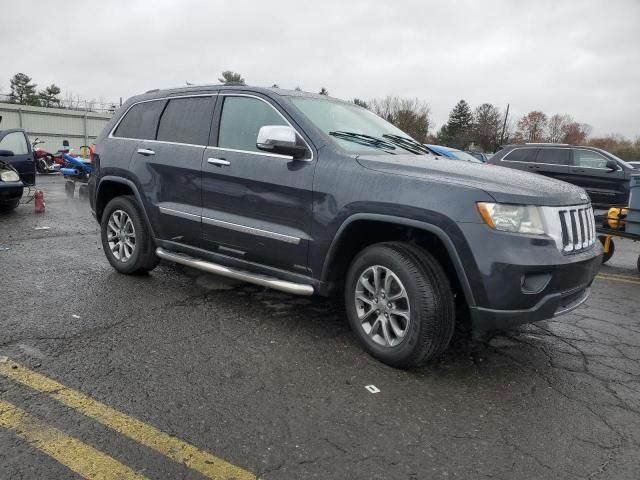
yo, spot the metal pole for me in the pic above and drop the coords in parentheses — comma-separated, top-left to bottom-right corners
(83, 110, 88, 146)
(18, 108, 23, 128)
(499, 103, 510, 147)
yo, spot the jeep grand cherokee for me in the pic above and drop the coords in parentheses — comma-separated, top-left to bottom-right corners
(89, 86, 601, 368)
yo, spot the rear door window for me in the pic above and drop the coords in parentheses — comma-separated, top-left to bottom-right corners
(217, 96, 287, 152)
(157, 96, 215, 145)
(113, 100, 165, 140)
(503, 148, 538, 163)
(536, 148, 570, 165)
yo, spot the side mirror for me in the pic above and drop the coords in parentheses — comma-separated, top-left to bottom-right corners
(606, 159, 619, 171)
(256, 125, 308, 159)
(0, 149, 14, 157)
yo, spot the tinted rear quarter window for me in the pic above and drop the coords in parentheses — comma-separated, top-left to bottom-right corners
(503, 148, 538, 163)
(157, 97, 215, 145)
(537, 148, 570, 165)
(114, 100, 165, 140)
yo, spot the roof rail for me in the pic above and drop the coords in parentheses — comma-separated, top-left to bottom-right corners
(145, 88, 160, 93)
(524, 142, 571, 146)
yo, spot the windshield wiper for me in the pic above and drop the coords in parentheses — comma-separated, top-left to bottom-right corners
(329, 131, 397, 154)
(381, 134, 435, 155)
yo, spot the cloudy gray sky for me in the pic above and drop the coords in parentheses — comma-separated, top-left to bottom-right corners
(2, 0, 639, 137)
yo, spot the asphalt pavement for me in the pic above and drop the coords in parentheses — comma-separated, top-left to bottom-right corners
(1, 174, 639, 479)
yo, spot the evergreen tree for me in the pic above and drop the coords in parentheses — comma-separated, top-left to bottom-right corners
(473, 103, 501, 152)
(9, 73, 39, 105)
(353, 98, 369, 109)
(218, 71, 245, 84)
(39, 84, 62, 108)
(319, 87, 328, 95)
(441, 99, 473, 148)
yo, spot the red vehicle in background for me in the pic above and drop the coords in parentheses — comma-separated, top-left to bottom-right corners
(32, 138, 70, 174)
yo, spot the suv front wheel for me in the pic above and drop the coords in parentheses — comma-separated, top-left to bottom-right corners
(100, 196, 159, 274)
(345, 242, 455, 368)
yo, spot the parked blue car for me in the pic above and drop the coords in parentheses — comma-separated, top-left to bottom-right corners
(425, 144, 484, 163)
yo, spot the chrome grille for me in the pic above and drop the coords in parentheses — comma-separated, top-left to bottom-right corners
(558, 205, 595, 253)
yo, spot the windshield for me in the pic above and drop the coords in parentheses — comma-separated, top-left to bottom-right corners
(291, 97, 425, 155)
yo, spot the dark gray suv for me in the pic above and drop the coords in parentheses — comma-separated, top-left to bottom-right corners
(89, 86, 601, 368)
(489, 143, 636, 206)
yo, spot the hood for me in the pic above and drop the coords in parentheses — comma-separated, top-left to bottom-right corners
(357, 154, 589, 206)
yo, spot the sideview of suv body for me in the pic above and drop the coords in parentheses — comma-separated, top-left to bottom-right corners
(489, 144, 636, 206)
(90, 86, 601, 367)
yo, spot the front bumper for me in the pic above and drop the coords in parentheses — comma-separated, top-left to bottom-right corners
(0, 183, 24, 204)
(458, 222, 602, 332)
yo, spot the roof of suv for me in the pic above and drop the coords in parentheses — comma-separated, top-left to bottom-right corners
(132, 84, 339, 103)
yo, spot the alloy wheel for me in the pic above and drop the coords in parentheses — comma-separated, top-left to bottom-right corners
(107, 209, 136, 262)
(355, 265, 411, 347)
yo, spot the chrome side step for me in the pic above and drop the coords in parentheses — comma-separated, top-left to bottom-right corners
(155, 247, 314, 296)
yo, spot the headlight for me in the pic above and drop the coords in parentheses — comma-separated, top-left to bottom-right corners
(0, 170, 20, 182)
(477, 202, 545, 235)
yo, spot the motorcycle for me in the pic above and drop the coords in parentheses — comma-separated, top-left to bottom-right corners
(32, 138, 63, 174)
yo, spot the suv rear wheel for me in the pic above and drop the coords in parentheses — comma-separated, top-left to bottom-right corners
(345, 242, 455, 368)
(101, 196, 159, 274)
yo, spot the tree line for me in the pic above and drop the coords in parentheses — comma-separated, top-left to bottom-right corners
(3, 72, 119, 112)
(6, 73, 63, 107)
(7, 70, 638, 160)
(220, 72, 640, 161)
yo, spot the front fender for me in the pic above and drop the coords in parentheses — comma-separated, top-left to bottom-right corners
(319, 212, 479, 307)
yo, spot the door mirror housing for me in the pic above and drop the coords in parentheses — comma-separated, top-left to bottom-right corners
(256, 125, 308, 159)
(606, 159, 619, 171)
(0, 149, 14, 157)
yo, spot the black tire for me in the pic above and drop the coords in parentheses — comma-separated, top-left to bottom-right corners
(598, 235, 615, 264)
(100, 195, 159, 274)
(65, 181, 75, 199)
(345, 242, 455, 368)
(0, 199, 20, 212)
(637, 255, 640, 273)
(36, 159, 46, 174)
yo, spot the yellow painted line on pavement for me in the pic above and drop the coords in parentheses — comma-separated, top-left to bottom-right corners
(0, 360, 256, 480)
(0, 400, 146, 480)
(596, 273, 640, 286)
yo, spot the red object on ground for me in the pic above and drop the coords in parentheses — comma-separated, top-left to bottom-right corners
(34, 190, 45, 213)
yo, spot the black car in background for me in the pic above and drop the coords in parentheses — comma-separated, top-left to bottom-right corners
(0, 129, 34, 211)
(488, 144, 636, 206)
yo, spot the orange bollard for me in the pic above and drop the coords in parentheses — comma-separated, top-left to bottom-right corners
(34, 190, 45, 213)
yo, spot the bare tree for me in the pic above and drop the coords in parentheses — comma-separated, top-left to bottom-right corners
(370, 96, 431, 141)
(517, 111, 548, 142)
(562, 122, 591, 144)
(547, 114, 572, 142)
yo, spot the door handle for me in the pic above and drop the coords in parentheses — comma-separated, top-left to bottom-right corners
(208, 158, 230, 167)
(137, 148, 155, 156)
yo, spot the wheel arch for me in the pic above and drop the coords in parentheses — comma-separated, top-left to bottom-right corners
(96, 176, 156, 238)
(319, 213, 476, 307)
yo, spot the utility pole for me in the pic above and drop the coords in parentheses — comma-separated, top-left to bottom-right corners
(499, 103, 510, 147)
